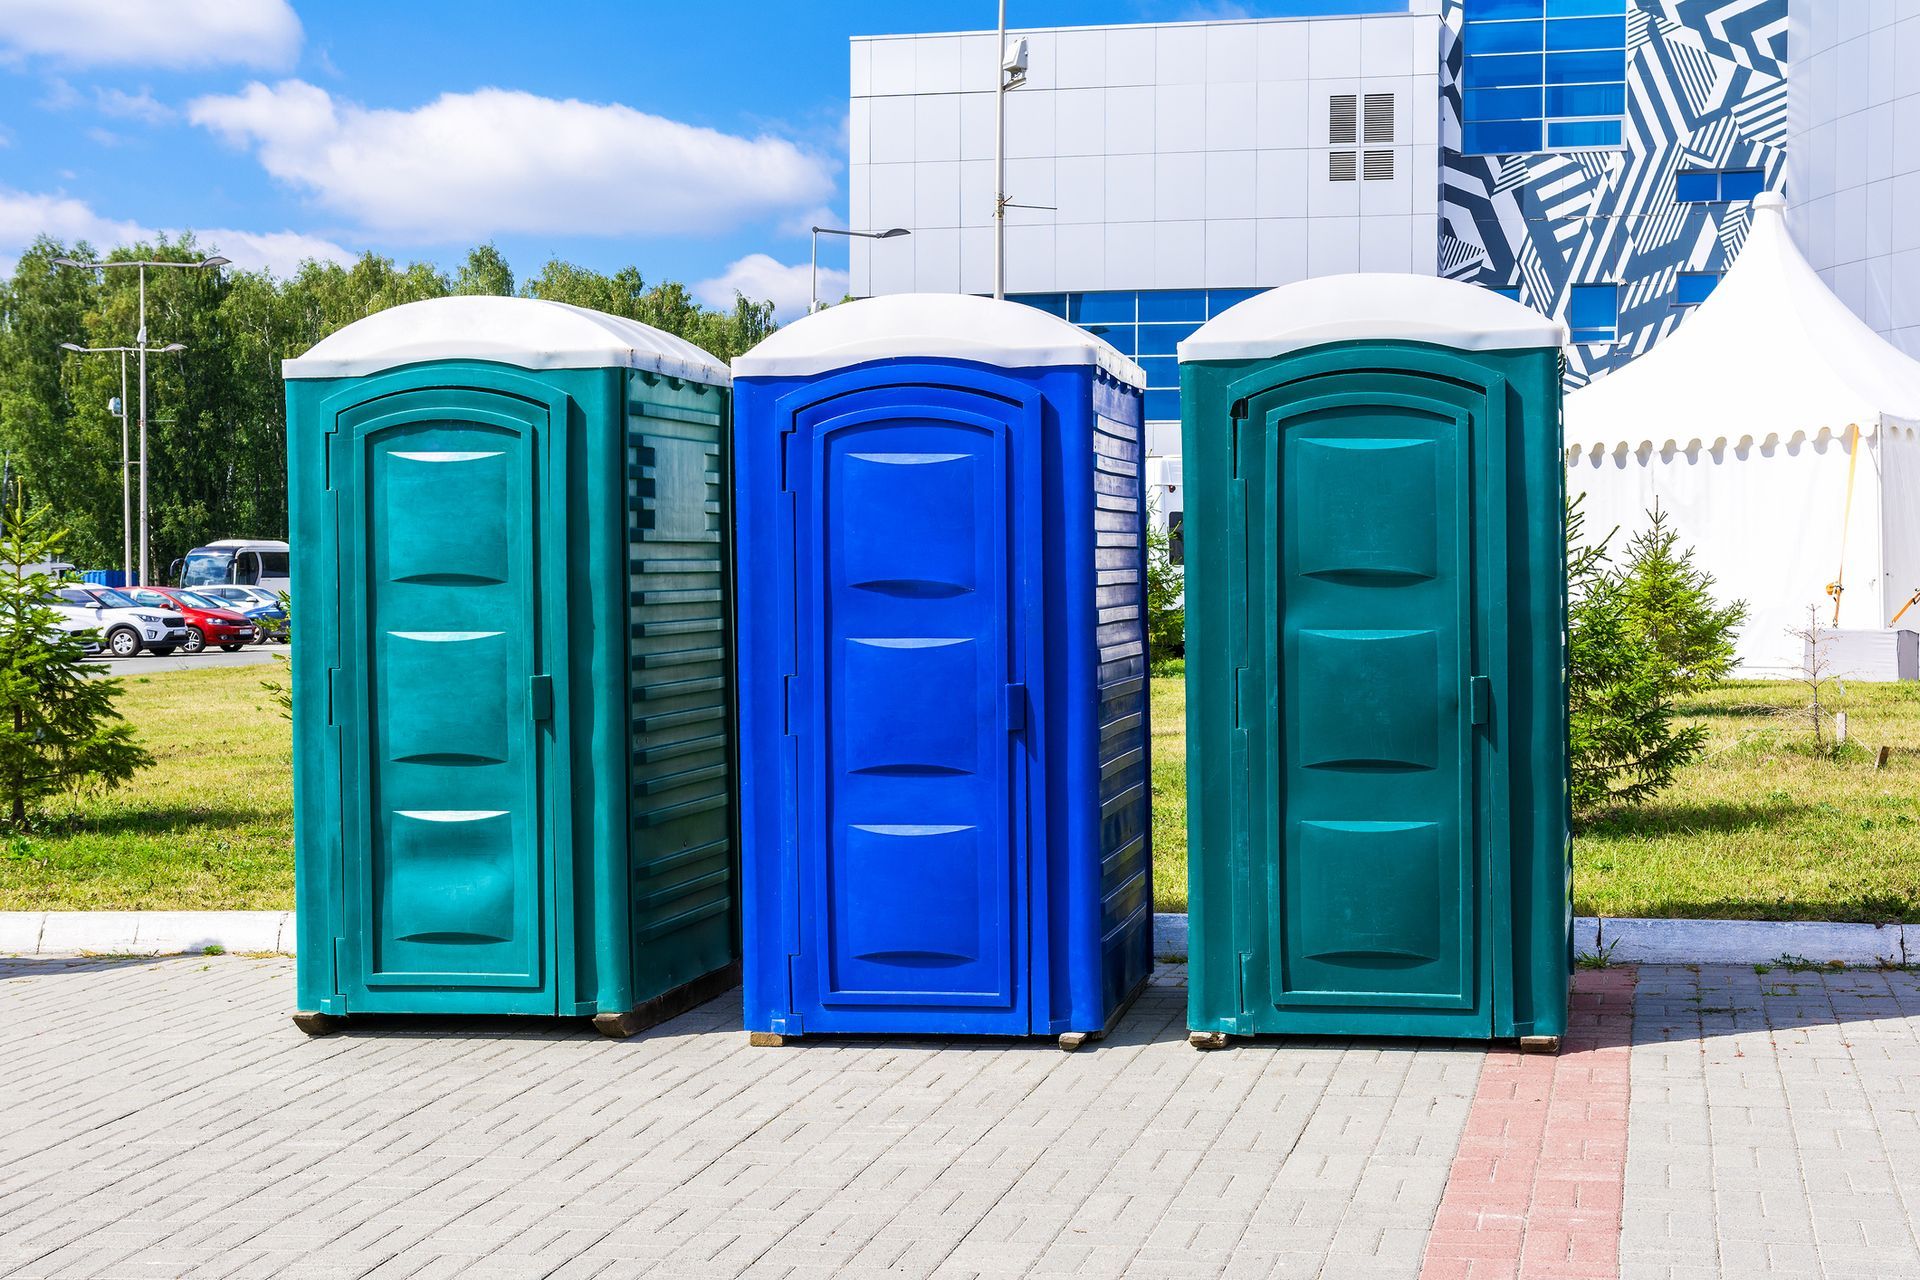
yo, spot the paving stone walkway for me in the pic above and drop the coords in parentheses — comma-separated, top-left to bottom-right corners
(5, 958, 1920, 1278)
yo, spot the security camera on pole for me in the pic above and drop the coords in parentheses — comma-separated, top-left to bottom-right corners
(51, 254, 227, 585)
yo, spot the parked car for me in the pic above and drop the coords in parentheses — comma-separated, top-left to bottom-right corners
(50, 585, 189, 658)
(193, 584, 289, 642)
(123, 586, 259, 654)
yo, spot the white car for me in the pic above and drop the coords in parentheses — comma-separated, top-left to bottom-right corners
(48, 585, 190, 658)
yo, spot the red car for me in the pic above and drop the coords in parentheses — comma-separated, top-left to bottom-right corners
(124, 586, 259, 654)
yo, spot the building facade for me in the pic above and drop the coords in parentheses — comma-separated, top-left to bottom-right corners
(1788, 0, 1920, 361)
(850, 1, 1848, 446)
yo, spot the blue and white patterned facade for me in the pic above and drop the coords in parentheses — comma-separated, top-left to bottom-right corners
(1438, 0, 1789, 385)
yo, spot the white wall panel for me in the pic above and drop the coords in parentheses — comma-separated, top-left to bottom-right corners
(1056, 88, 1106, 157)
(1205, 219, 1257, 287)
(1154, 221, 1206, 285)
(868, 164, 915, 231)
(1257, 22, 1310, 82)
(1256, 149, 1310, 218)
(1104, 222, 1156, 291)
(913, 227, 961, 294)
(1256, 218, 1309, 284)
(1056, 155, 1106, 225)
(1155, 84, 1205, 153)
(1156, 25, 1207, 85)
(1107, 26, 1156, 86)
(1255, 80, 1311, 150)
(1205, 23, 1258, 84)
(869, 100, 915, 164)
(1206, 150, 1257, 220)
(1156, 152, 1206, 221)
(914, 36, 964, 95)
(1056, 28, 1106, 89)
(914, 94, 961, 163)
(1206, 82, 1256, 152)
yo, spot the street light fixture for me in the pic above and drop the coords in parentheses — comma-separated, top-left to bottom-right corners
(49, 254, 224, 584)
(809, 226, 910, 314)
(55, 339, 189, 585)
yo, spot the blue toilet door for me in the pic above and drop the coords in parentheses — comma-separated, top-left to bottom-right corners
(787, 383, 1038, 1034)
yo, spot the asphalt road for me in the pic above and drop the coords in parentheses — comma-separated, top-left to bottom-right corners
(84, 646, 282, 675)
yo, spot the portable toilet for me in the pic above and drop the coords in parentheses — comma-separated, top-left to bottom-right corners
(1177, 275, 1572, 1049)
(731, 294, 1152, 1048)
(282, 296, 740, 1037)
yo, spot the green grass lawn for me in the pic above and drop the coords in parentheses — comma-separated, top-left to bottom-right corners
(1147, 674, 1920, 921)
(0, 664, 293, 910)
(8, 664, 1920, 922)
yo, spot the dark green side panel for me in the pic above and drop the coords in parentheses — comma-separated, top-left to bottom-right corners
(1182, 341, 1568, 1043)
(625, 372, 738, 1005)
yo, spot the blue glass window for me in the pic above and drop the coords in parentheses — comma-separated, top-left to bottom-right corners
(1136, 323, 1200, 356)
(1071, 292, 1135, 324)
(1569, 283, 1618, 343)
(1462, 0, 1625, 155)
(1084, 323, 1135, 356)
(1144, 388, 1180, 421)
(1137, 289, 1208, 323)
(1009, 292, 1066, 318)
(1548, 118, 1621, 148)
(1465, 119, 1544, 154)
(1136, 356, 1178, 388)
(1206, 288, 1262, 315)
(1547, 15, 1626, 49)
(1675, 273, 1720, 306)
(1676, 168, 1766, 203)
(1488, 284, 1522, 301)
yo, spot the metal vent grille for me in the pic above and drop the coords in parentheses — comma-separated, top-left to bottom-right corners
(1363, 150, 1395, 182)
(1329, 151, 1358, 182)
(1329, 94, 1358, 145)
(1363, 93, 1395, 143)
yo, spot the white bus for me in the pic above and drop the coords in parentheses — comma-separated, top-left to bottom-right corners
(176, 539, 290, 593)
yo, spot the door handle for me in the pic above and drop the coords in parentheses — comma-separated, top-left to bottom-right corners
(1006, 683, 1028, 734)
(1469, 676, 1490, 726)
(530, 674, 554, 722)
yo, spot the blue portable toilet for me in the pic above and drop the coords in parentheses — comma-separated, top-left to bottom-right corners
(732, 294, 1152, 1048)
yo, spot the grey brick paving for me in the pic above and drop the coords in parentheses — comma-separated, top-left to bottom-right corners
(1622, 964, 1920, 1280)
(0, 957, 1482, 1279)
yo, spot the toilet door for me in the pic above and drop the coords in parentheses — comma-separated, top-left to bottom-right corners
(785, 380, 1040, 1035)
(1236, 363, 1504, 1037)
(331, 383, 564, 1013)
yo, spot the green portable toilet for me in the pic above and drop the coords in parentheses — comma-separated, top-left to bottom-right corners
(1177, 274, 1571, 1049)
(282, 296, 739, 1037)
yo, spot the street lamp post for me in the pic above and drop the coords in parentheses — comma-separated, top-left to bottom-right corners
(809, 226, 910, 314)
(57, 339, 139, 579)
(50, 255, 227, 584)
(993, 3, 1030, 300)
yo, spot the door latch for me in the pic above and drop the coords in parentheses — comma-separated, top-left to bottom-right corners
(1469, 675, 1490, 726)
(1006, 683, 1028, 733)
(529, 674, 554, 722)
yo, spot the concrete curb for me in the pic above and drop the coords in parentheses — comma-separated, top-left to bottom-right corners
(2, 911, 1910, 968)
(1148, 913, 1907, 968)
(1, 911, 292, 957)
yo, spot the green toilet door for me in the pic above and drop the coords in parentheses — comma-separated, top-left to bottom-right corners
(331, 382, 565, 1013)
(1236, 359, 1506, 1037)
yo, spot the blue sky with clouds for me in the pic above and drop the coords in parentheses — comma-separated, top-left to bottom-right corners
(0, 0, 1395, 320)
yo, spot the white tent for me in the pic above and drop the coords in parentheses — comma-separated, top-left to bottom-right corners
(1565, 192, 1920, 675)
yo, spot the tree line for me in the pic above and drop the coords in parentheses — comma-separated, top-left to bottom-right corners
(0, 237, 777, 574)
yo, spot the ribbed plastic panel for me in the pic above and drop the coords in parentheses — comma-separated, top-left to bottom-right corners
(626, 375, 735, 988)
(1091, 386, 1151, 974)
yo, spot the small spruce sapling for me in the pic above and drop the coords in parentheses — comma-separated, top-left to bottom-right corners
(0, 501, 151, 824)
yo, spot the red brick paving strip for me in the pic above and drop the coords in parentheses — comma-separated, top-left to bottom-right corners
(1418, 967, 1636, 1280)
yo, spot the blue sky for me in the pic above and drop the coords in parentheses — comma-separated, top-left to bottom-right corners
(0, 0, 1397, 319)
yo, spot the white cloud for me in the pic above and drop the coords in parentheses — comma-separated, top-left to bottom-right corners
(0, 187, 355, 276)
(696, 253, 846, 323)
(0, 0, 301, 70)
(95, 88, 174, 125)
(188, 80, 837, 240)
